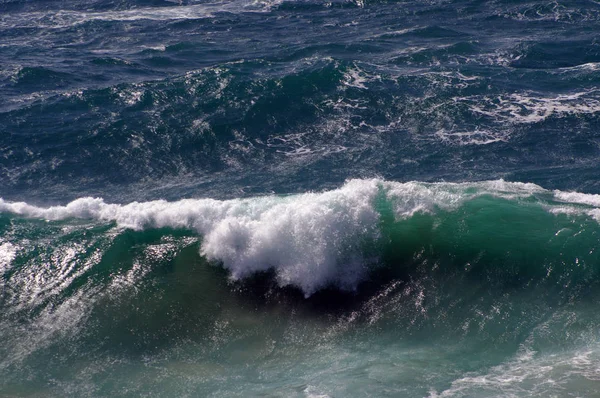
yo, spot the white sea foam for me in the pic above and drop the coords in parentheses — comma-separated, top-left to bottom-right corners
(0, 179, 597, 295)
(459, 90, 600, 125)
(425, 89, 600, 145)
(0, 242, 17, 274)
(500, 3, 600, 23)
(0, 179, 384, 295)
(434, 129, 510, 146)
(304, 386, 332, 398)
(554, 190, 600, 207)
(0, 1, 281, 29)
(367, 26, 423, 39)
(341, 66, 376, 90)
(431, 344, 600, 397)
(550, 190, 600, 222)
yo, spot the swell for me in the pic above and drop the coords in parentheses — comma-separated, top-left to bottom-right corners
(2, 178, 600, 297)
(3, 57, 600, 203)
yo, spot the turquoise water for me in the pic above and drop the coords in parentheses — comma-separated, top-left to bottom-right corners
(2, 181, 600, 396)
(2, 0, 600, 396)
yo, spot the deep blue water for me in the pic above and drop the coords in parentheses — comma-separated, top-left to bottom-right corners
(2, 0, 600, 396)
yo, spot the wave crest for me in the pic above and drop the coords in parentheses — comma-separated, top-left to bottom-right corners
(1, 179, 600, 295)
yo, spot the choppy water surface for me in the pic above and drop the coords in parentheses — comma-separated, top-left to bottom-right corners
(2, 0, 600, 396)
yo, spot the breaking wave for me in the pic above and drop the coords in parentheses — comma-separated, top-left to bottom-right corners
(2, 178, 600, 296)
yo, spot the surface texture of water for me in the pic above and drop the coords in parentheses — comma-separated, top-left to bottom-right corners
(2, 0, 600, 396)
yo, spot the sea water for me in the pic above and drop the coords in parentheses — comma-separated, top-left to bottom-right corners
(1, 0, 600, 396)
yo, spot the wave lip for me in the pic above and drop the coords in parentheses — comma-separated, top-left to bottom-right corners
(0, 179, 382, 296)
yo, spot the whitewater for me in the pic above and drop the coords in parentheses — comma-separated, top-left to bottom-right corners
(1, 178, 597, 295)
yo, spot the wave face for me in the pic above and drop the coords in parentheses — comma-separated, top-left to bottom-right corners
(3, 0, 600, 396)
(3, 178, 600, 296)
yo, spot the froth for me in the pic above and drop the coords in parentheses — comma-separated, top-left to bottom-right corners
(200, 179, 381, 295)
(431, 344, 600, 397)
(0, 180, 382, 296)
(0, 242, 17, 274)
(460, 90, 600, 125)
(0, 1, 282, 29)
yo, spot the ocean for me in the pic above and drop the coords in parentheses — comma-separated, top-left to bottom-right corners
(1, 0, 600, 396)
